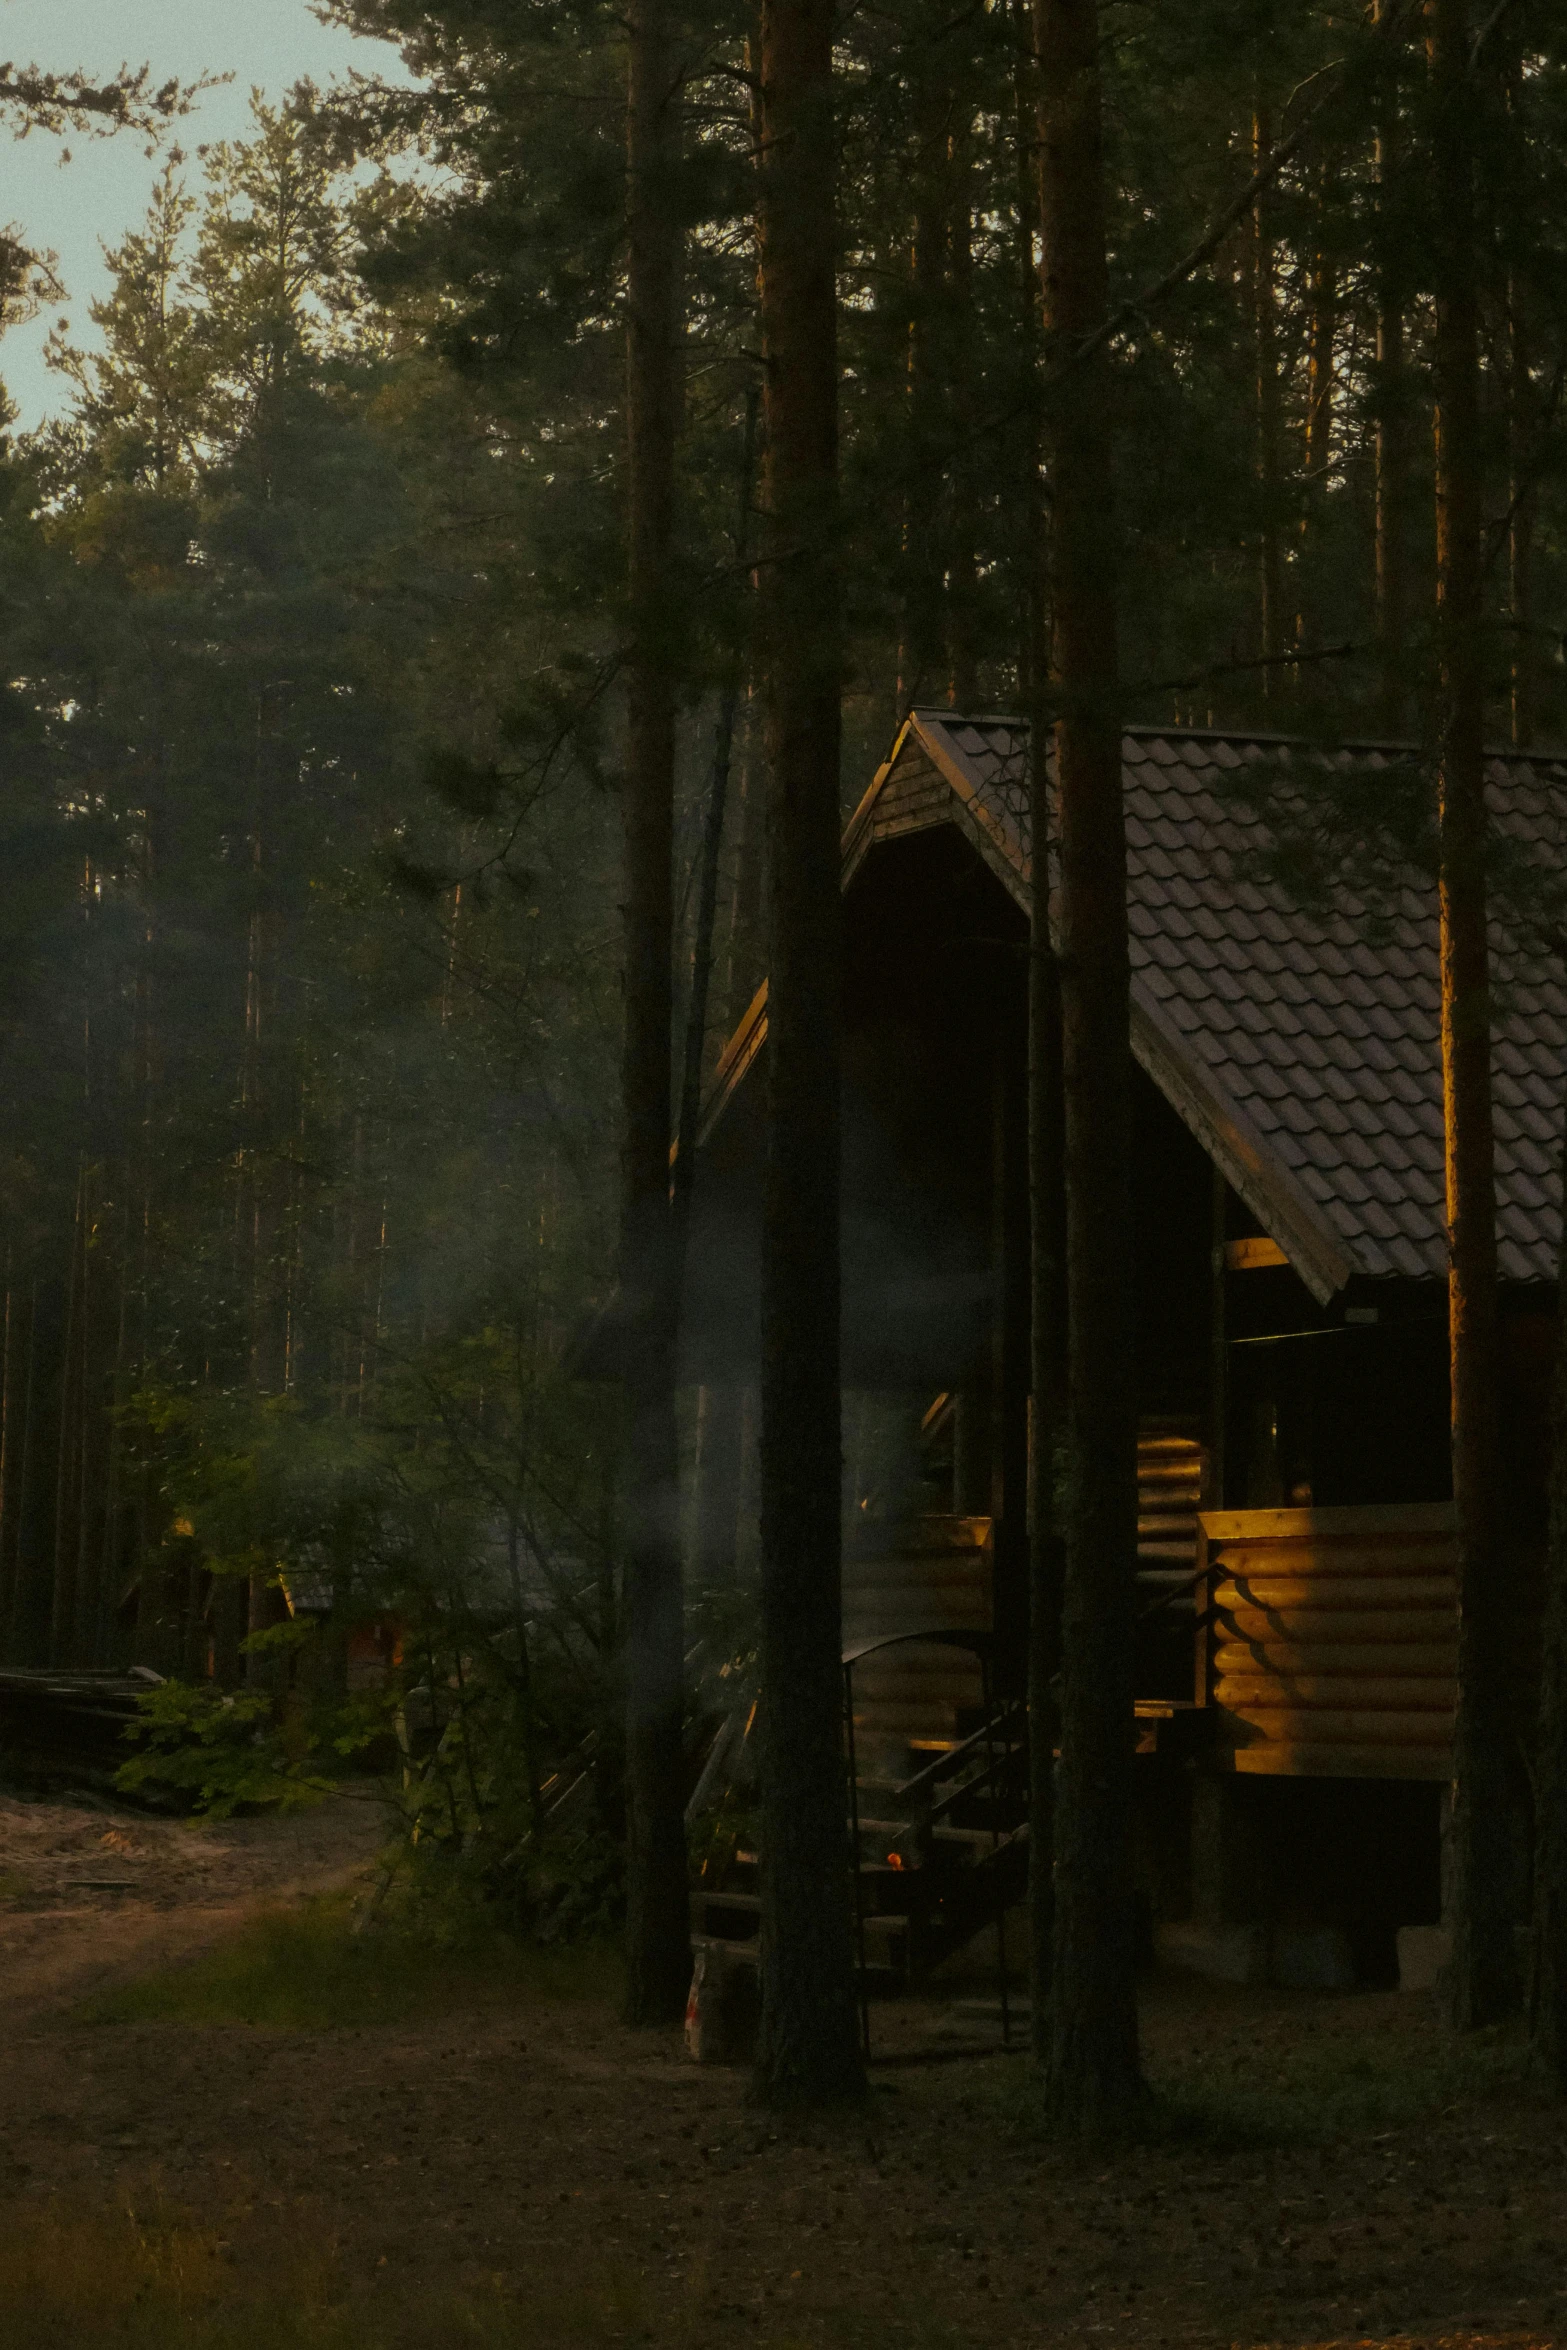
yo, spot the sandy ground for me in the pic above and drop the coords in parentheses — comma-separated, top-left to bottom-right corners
(0, 1784, 384, 2017)
(0, 1784, 1563, 2349)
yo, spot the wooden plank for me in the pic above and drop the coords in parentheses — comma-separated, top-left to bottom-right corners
(1200, 1502, 1457, 1542)
(1219, 1706, 1455, 1744)
(1214, 1577, 1456, 1611)
(1214, 1640, 1458, 1676)
(843, 1581, 991, 1615)
(1225, 1235, 1289, 1270)
(1217, 1543, 1456, 1579)
(843, 1618, 990, 1646)
(1215, 1674, 1454, 1711)
(1194, 1518, 1211, 1707)
(850, 1519, 991, 1559)
(1219, 1604, 1458, 1645)
(1233, 1743, 1452, 1781)
(852, 1704, 965, 1734)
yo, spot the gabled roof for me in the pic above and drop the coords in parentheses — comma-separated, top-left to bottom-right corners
(833, 709, 1567, 1301)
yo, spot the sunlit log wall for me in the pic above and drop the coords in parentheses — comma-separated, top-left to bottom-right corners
(1199, 1502, 1459, 1779)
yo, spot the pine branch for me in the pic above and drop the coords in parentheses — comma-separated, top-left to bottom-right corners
(1054, 0, 1423, 387)
(0, 61, 223, 141)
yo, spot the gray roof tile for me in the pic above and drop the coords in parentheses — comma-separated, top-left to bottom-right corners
(904, 714, 1567, 1285)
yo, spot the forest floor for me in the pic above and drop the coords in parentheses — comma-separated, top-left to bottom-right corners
(0, 1783, 1562, 2350)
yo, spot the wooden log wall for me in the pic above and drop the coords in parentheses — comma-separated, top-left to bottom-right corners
(1138, 1430, 1207, 1611)
(843, 1514, 992, 1751)
(1200, 1502, 1458, 1779)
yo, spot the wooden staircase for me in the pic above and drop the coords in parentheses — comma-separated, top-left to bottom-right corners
(690, 1693, 1028, 1992)
(692, 1511, 1028, 1994)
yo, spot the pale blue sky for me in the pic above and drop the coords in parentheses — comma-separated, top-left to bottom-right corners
(1, 0, 418, 427)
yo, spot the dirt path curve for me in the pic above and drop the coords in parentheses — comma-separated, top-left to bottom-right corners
(0, 1785, 384, 2019)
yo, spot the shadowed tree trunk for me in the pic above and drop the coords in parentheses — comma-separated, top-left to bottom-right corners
(1373, 0, 1410, 736)
(1507, 292, 1536, 750)
(1250, 99, 1286, 704)
(1296, 192, 1336, 659)
(1530, 1072, 1567, 2090)
(1019, 0, 1063, 2063)
(1026, 894, 1065, 2059)
(899, 35, 952, 715)
(620, 0, 690, 2031)
(1035, 0, 1143, 2133)
(946, 119, 980, 711)
(1430, 0, 1518, 2033)
(752, 0, 864, 2110)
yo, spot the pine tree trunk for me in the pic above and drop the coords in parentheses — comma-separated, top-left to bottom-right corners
(1027, 913, 1065, 2057)
(1297, 219, 1336, 657)
(752, 0, 863, 2110)
(1530, 1080, 1567, 2090)
(946, 122, 980, 710)
(1430, 0, 1518, 2031)
(1021, 0, 1065, 2060)
(1507, 293, 1535, 750)
(1373, 0, 1409, 735)
(1251, 101, 1285, 702)
(1013, 0, 1047, 720)
(1036, 0, 1143, 2132)
(0, 1270, 15, 1661)
(900, 47, 952, 712)
(620, 0, 691, 2030)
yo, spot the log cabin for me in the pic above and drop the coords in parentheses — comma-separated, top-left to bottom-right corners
(682, 711, 1567, 1990)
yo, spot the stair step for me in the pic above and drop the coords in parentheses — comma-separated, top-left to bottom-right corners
(691, 1934, 760, 1967)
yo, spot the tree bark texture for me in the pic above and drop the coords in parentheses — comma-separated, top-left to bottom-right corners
(1373, 0, 1410, 736)
(899, 38, 954, 714)
(1507, 290, 1536, 750)
(946, 121, 980, 711)
(620, 0, 691, 2031)
(1021, 0, 1062, 2056)
(1251, 102, 1286, 701)
(752, 0, 864, 2109)
(1035, 0, 1144, 2131)
(1027, 910, 1065, 2060)
(1530, 1084, 1567, 2091)
(1429, 0, 1518, 2031)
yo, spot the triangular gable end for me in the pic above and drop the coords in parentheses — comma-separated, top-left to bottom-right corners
(846, 713, 1355, 1305)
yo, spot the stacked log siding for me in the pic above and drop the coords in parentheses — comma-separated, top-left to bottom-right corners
(843, 1516, 992, 1745)
(1201, 1502, 1458, 1778)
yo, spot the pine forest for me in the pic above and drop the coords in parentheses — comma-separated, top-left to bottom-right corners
(2, 6, 1567, 2331)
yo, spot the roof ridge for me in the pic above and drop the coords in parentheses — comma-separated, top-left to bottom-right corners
(918, 708, 1567, 763)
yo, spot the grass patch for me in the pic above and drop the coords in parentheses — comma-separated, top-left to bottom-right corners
(80, 1895, 623, 2031)
(1149, 2018, 1533, 2147)
(0, 2195, 664, 2349)
(977, 2011, 1533, 2150)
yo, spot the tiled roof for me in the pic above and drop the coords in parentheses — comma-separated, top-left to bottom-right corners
(863, 712, 1567, 1294)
